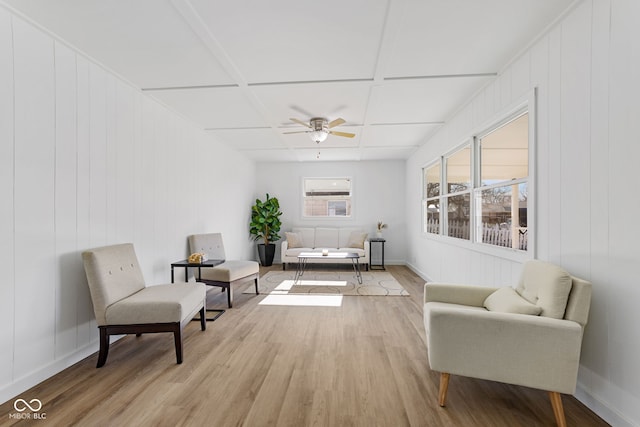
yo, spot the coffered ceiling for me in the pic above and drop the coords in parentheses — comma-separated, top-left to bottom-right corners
(3, 0, 575, 162)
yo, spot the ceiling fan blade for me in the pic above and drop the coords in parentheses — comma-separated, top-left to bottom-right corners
(290, 118, 312, 128)
(283, 130, 310, 135)
(329, 130, 356, 138)
(327, 118, 346, 128)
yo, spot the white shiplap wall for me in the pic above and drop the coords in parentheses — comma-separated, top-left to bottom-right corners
(406, 1, 640, 425)
(0, 9, 257, 404)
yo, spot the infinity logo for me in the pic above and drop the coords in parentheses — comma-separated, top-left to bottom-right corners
(13, 398, 42, 412)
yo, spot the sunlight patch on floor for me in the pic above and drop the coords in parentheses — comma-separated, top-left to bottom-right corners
(259, 294, 343, 307)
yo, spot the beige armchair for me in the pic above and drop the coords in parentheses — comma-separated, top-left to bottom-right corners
(82, 243, 206, 367)
(188, 233, 259, 308)
(423, 260, 592, 427)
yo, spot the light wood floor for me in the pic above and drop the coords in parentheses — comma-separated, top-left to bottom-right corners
(0, 265, 608, 426)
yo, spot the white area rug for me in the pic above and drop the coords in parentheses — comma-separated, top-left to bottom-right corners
(246, 270, 410, 296)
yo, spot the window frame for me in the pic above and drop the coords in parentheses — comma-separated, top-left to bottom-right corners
(421, 90, 536, 261)
(302, 176, 353, 219)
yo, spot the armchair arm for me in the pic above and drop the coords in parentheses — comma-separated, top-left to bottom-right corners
(426, 307, 584, 394)
(424, 283, 497, 307)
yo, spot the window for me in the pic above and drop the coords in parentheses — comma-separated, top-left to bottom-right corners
(303, 177, 352, 217)
(476, 112, 529, 250)
(423, 163, 441, 234)
(444, 145, 471, 240)
(422, 95, 533, 254)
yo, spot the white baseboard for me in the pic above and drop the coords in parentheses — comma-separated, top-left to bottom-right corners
(0, 340, 99, 406)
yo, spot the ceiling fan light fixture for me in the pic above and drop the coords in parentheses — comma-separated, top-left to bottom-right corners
(310, 129, 328, 143)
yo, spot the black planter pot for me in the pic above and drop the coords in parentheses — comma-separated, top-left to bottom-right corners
(257, 243, 276, 266)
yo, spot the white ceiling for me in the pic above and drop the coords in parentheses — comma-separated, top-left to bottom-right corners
(3, 0, 574, 162)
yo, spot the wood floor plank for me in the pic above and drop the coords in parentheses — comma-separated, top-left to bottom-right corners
(0, 265, 608, 426)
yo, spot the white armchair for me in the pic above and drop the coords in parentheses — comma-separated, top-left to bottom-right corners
(423, 260, 592, 427)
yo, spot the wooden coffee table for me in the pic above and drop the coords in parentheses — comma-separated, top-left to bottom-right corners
(294, 252, 362, 284)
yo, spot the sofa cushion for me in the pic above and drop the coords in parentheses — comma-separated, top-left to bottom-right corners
(346, 231, 368, 249)
(292, 227, 315, 248)
(516, 260, 573, 319)
(285, 231, 304, 248)
(315, 228, 339, 248)
(285, 247, 315, 257)
(484, 287, 542, 315)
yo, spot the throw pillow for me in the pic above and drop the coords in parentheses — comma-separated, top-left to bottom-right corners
(285, 232, 304, 248)
(346, 231, 368, 249)
(484, 287, 542, 315)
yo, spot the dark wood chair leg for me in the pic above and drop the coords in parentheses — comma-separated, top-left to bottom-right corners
(199, 307, 206, 331)
(97, 327, 110, 368)
(227, 284, 233, 308)
(254, 277, 259, 295)
(173, 325, 183, 364)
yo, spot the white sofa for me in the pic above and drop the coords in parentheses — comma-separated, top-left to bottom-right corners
(281, 227, 370, 270)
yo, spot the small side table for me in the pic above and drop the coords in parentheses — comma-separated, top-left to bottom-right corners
(171, 258, 225, 321)
(369, 238, 386, 270)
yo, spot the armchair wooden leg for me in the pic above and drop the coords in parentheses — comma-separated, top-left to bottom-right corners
(199, 307, 206, 331)
(439, 373, 450, 407)
(549, 391, 567, 427)
(254, 277, 259, 295)
(173, 325, 183, 364)
(97, 327, 110, 368)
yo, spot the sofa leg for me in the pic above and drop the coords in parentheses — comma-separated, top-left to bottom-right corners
(97, 327, 110, 368)
(173, 325, 183, 364)
(438, 372, 450, 407)
(282, 263, 286, 270)
(254, 277, 259, 295)
(549, 391, 567, 427)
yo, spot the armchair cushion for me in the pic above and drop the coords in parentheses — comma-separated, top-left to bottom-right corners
(484, 287, 542, 315)
(199, 260, 259, 282)
(516, 260, 573, 319)
(105, 282, 206, 324)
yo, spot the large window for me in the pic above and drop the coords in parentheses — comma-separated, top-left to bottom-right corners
(303, 177, 352, 217)
(422, 100, 532, 253)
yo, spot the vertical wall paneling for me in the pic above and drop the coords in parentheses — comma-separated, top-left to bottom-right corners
(12, 17, 56, 377)
(530, 35, 550, 260)
(406, 1, 640, 424)
(89, 64, 107, 248)
(75, 55, 94, 346)
(0, 8, 15, 387)
(115, 83, 135, 244)
(54, 41, 79, 357)
(607, 0, 640, 401)
(510, 52, 531, 100)
(546, 26, 563, 263)
(582, 0, 611, 374)
(559, 1, 592, 274)
(0, 7, 257, 404)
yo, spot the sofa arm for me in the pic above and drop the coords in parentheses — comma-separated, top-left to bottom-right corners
(364, 239, 370, 261)
(424, 283, 497, 307)
(426, 307, 584, 393)
(281, 240, 288, 258)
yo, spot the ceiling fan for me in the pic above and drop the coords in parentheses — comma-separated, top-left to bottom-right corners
(283, 117, 356, 143)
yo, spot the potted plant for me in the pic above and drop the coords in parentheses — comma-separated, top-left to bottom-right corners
(250, 193, 283, 266)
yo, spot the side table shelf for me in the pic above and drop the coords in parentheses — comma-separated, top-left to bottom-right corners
(369, 238, 386, 270)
